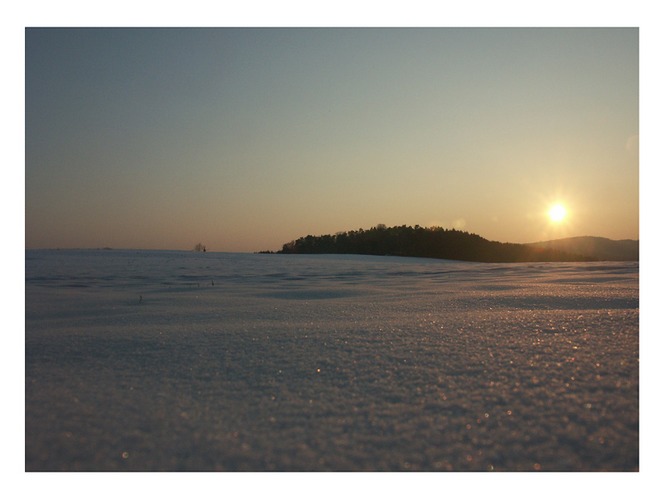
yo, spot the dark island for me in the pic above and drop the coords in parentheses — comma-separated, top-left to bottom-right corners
(275, 224, 639, 263)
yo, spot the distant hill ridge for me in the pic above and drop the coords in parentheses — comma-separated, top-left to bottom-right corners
(527, 236, 638, 262)
(275, 225, 639, 262)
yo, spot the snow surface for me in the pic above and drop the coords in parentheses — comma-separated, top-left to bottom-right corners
(25, 249, 639, 471)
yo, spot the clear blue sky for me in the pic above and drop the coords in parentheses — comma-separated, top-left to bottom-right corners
(25, 28, 638, 251)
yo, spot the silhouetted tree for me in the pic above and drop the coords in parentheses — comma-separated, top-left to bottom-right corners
(276, 225, 595, 263)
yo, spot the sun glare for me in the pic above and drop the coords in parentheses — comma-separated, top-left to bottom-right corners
(548, 204, 567, 223)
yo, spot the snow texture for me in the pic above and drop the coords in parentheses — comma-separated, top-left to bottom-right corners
(25, 250, 639, 471)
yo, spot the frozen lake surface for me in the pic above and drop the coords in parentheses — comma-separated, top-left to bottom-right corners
(25, 249, 639, 471)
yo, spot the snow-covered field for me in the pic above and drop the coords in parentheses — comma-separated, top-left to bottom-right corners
(25, 249, 639, 471)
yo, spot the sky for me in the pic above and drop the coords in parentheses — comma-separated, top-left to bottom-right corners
(25, 27, 639, 252)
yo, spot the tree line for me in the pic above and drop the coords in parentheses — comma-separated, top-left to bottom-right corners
(277, 224, 595, 263)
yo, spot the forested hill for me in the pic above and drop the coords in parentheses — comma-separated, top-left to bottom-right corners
(275, 225, 605, 263)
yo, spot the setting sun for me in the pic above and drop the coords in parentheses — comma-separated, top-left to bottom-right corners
(548, 204, 567, 223)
